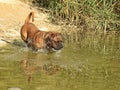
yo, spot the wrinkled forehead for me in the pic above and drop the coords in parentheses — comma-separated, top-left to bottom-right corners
(53, 33, 62, 41)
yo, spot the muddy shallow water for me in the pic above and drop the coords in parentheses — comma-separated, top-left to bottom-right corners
(0, 32, 120, 90)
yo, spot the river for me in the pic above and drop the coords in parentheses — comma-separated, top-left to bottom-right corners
(0, 31, 120, 90)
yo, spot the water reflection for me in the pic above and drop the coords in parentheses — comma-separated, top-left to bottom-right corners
(63, 30, 120, 55)
(20, 59, 41, 82)
(0, 31, 120, 90)
(20, 58, 61, 82)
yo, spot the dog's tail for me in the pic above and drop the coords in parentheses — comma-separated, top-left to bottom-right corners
(25, 11, 34, 24)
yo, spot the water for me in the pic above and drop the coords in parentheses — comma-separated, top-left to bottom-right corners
(0, 32, 120, 90)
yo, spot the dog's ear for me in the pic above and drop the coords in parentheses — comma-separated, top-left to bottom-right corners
(45, 37, 51, 42)
(45, 37, 52, 49)
(44, 32, 53, 39)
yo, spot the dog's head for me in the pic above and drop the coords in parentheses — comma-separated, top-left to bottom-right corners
(45, 32, 63, 50)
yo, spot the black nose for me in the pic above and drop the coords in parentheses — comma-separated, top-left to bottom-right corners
(58, 42, 63, 47)
(59, 44, 63, 49)
(54, 43, 63, 50)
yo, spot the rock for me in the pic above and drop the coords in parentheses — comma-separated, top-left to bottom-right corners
(7, 87, 22, 90)
(0, 40, 7, 47)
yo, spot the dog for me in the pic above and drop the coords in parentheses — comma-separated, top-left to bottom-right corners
(20, 11, 63, 51)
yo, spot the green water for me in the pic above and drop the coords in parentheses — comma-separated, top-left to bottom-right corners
(0, 32, 120, 90)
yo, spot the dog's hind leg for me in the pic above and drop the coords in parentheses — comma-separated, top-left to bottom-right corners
(20, 26, 28, 43)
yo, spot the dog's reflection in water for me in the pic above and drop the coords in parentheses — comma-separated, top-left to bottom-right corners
(20, 60, 61, 82)
(20, 60, 41, 82)
(43, 63, 61, 75)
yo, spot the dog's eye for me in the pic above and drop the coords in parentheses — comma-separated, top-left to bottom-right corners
(57, 41, 62, 43)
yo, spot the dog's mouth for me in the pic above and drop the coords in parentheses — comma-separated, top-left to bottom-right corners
(52, 42, 63, 50)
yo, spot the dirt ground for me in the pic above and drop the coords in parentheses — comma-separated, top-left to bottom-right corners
(0, 0, 61, 46)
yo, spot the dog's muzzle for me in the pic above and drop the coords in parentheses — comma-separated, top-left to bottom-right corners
(53, 42, 63, 50)
(45, 37, 63, 50)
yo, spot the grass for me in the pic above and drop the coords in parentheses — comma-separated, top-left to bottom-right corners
(30, 0, 120, 31)
(20, 0, 120, 44)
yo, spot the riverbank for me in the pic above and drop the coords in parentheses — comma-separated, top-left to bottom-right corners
(0, 0, 62, 46)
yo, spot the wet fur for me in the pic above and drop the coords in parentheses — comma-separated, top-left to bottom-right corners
(20, 12, 63, 50)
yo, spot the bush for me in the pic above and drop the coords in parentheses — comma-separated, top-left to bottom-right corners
(31, 0, 120, 31)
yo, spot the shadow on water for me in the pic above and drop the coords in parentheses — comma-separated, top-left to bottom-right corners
(0, 30, 120, 90)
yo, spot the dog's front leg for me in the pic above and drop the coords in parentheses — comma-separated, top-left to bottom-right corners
(26, 38, 33, 48)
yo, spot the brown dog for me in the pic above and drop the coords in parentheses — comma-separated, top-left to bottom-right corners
(20, 12, 63, 50)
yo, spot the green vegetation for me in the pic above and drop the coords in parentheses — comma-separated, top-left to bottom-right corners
(20, 0, 120, 44)
(31, 0, 120, 32)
